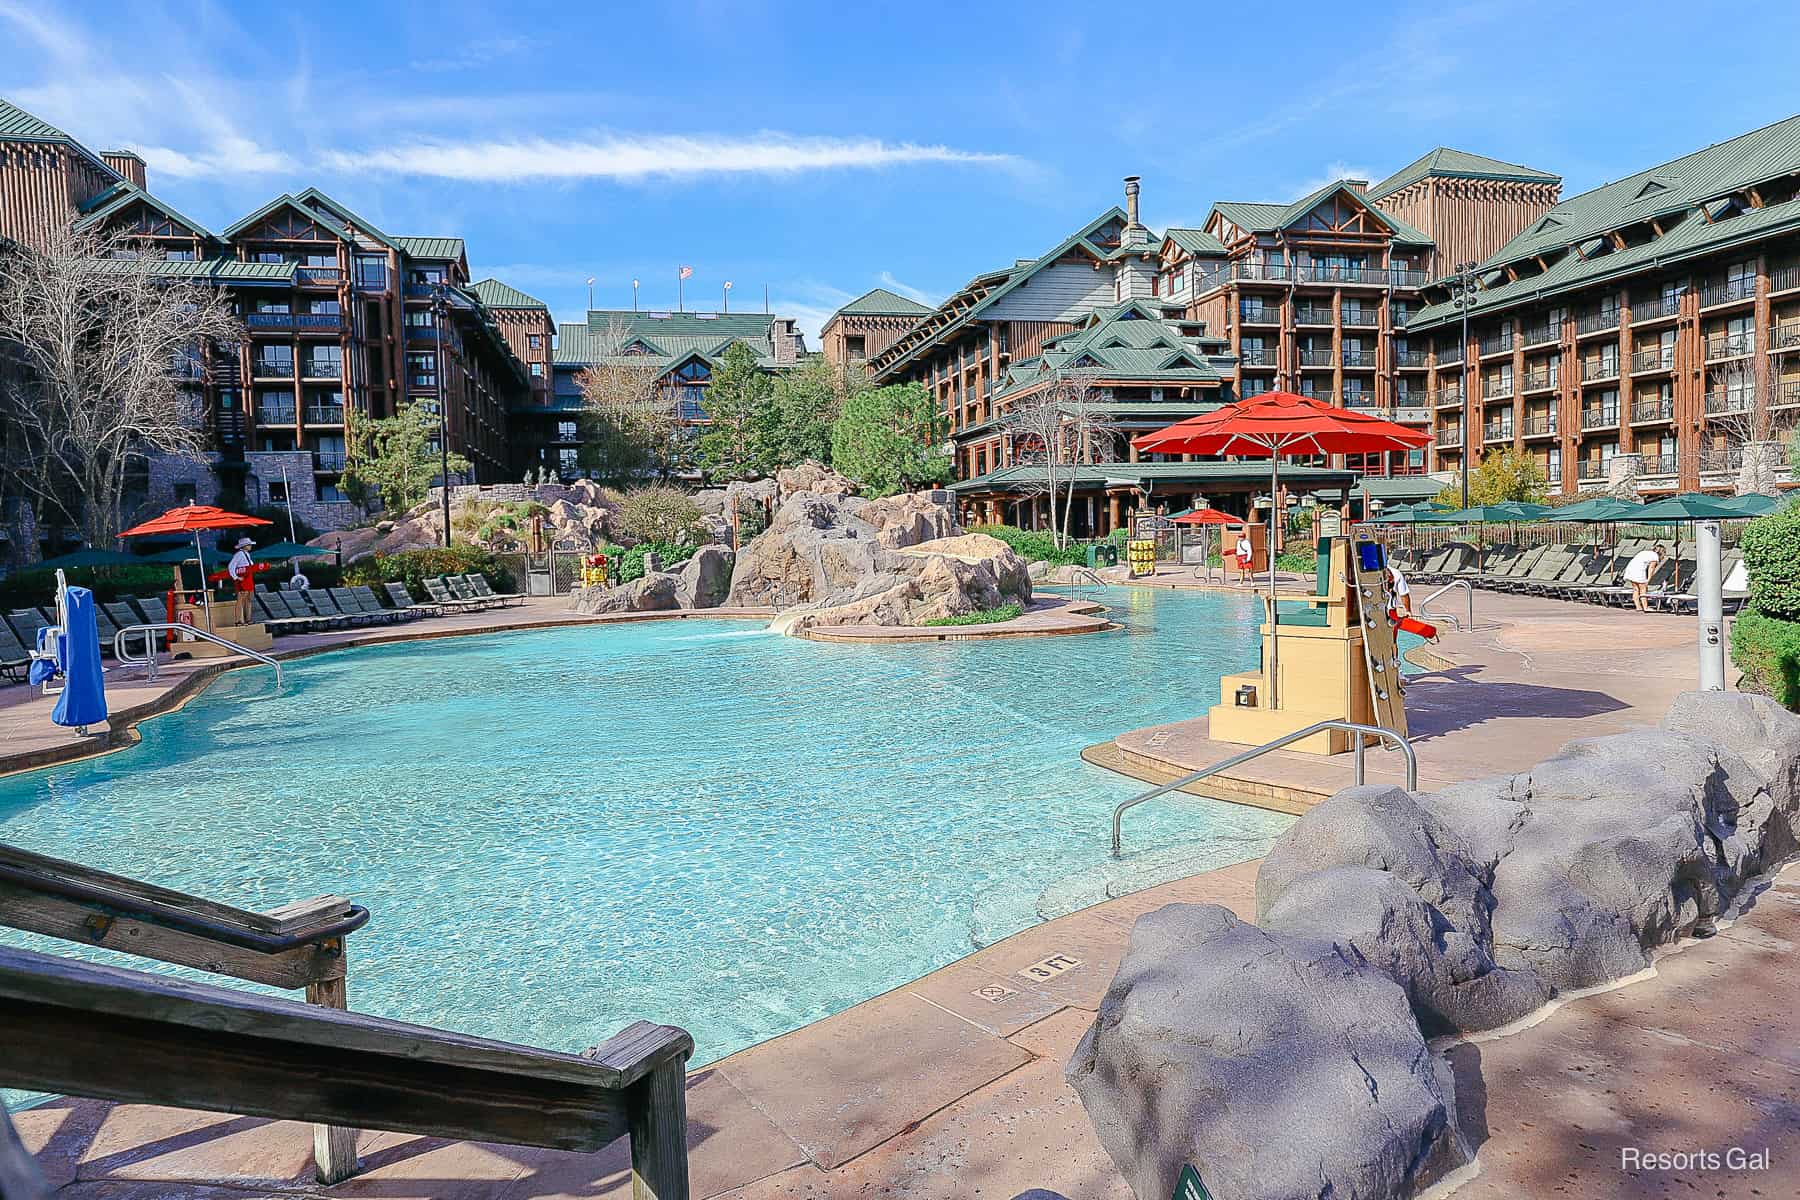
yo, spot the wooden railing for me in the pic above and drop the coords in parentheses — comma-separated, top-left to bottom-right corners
(0, 843, 692, 1197)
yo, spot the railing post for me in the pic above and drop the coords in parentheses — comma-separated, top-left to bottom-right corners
(304, 944, 361, 1185)
(628, 1058, 690, 1200)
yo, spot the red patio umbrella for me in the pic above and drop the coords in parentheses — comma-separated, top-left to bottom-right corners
(1170, 507, 1238, 584)
(118, 504, 272, 627)
(1134, 393, 1430, 708)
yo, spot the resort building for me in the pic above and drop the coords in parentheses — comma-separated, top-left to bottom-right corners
(819, 287, 932, 367)
(548, 309, 808, 477)
(1408, 113, 1800, 496)
(0, 98, 532, 533)
(1176, 154, 1560, 479)
(470, 279, 558, 476)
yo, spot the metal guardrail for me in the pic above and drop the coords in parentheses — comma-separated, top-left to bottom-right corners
(1418, 579, 1473, 631)
(1111, 719, 1415, 856)
(113, 623, 284, 685)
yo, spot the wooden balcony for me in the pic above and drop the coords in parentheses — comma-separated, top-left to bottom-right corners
(1435, 387, 1464, 407)
(1521, 414, 1558, 439)
(1777, 381, 1800, 409)
(1576, 460, 1609, 484)
(1340, 307, 1379, 327)
(1435, 428, 1462, 448)
(1630, 348, 1674, 373)
(1522, 322, 1558, 346)
(1522, 369, 1557, 393)
(1704, 333, 1756, 361)
(1479, 330, 1514, 356)
(256, 403, 297, 425)
(1640, 454, 1678, 477)
(1575, 308, 1621, 336)
(1700, 445, 1744, 473)
(303, 406, 346, 426)
(1771, 263, 1800, 294)
(1298, 349, 1336, 367)
(1483, 422, 1515, 443)
(1294, 307, 1333, 325)
(1239, 306, 1280, 325)
(1341, 349, 1376, 368)
(1580, 358, 1620, 383)
(1704, 391, 1750, 416)
(1632, 294, 1682, 322)
(1632, 399, 1675, 424)
(1394, 349, 1427, 368)
(1238, 347, 1276, 366)
(1579, 407, 1620, 431)
(1700, 277, 1755, 308)
(1771, 321, 1800, 352)
(1482, 377, 1514, 400)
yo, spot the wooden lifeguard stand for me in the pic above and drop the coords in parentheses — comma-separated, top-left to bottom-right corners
(1209, 530, 1408, 754)
(166, 561, 272, 658)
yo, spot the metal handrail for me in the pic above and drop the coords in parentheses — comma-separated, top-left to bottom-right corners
(114, 623, 283, 686)
(1111, 719, 1415, 856)
(1418, 579, 1473, 630)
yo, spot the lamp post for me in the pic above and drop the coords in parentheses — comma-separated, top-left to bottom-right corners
(1446, 261, 1479, 510)
(723, 280, 732, 313)
(586, 276, 595, 311)
(431, 282, 451, 548)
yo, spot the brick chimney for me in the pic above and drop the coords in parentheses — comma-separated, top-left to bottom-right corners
(101, 150, 147, 189)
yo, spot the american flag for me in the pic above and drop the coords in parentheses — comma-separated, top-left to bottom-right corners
(678, 265, 693, 280)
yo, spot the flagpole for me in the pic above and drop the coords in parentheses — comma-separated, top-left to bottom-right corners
(677, 267, 683, 313)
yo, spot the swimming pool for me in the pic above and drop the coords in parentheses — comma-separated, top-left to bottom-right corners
(0, 585, 1297, 1066)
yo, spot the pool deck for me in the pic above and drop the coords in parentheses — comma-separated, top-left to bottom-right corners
(0, 599, 776, 777)
(12, 583, 1797, 1198)
(1088, 586, 1706, 816)
(14, 856, 1798, 1199)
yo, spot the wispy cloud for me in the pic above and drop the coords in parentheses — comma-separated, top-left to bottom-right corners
(876, 271, 935, 305)
(321, 134, 1016, 183)
(410, 36, 542, 73)
(1283, 160, 1378, 201)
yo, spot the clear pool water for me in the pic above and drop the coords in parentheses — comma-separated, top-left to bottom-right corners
(0, 586, 1301, 1066)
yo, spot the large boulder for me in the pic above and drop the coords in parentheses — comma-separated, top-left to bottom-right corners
(1068, 904, 1468, 1200)
(723, 489, 1024, 632)
(776, 460, 855, 501)
(674, 546, 734, 610)
(571, 572, 679, 614)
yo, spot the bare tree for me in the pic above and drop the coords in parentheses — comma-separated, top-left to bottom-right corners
(1000, 369, 1115, 547)
(574, 314, 685, 478)
(1703, 356, 1794, 494)
(0, 221, 242, 549)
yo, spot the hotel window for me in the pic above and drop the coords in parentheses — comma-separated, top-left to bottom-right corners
(527, 333, 543, 349)
(355, 255, 387, 288)
(557, 421, 578, 440)
(558, 448, 579, 473)
(530, 362, 544, 377)
(253, 299, 291, 314)
(163, 247, 195, 261)
(845, 334, 866, 359)
(267, 481, 288, 503)
(407, 351, 437, 389)
(410, 266, 445, 286)
(305, 298, 341, 315)
(302, 345, 342, 378)
(301, 252, 336, 269)
(319, 484, 347, 503)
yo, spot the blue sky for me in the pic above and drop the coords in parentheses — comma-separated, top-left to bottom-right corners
(5, 0, 1800, 342)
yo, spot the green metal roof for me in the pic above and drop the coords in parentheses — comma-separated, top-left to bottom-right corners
(950, 460, 1356, 494)
(1352, 474, 1449, 502)
(73, 182, 215, 241)
(1210, 184, 1433, 246)
(556, 312, 798, 372)
(1163, 228, 1227, 257)
(290, 188, 405, 252)
(831, 287, 933, 319)
(0, 98, 121, 179)
(89, 256, 296, 284)
(1369, 147, 1561, 199)
(989, 301, 1232, 402)
(223, 193, 353, 241)
(1409, 188, 1800, 328)
(395, 235, 466, 260)
(470, 278, 548, 310)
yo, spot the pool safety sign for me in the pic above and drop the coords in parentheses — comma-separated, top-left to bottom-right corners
(1173, 1164, 1212, 1200)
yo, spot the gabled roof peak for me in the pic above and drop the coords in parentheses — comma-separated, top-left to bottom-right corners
(1369, 147, 1561, 198)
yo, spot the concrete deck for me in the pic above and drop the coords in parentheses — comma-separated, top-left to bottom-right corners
(1091, 588, 1704, 814)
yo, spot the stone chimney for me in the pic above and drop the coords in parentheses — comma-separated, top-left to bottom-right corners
(772, 317, 799, 365)
(102, 150, 147, 189)
(1121, 175, 1150, 248)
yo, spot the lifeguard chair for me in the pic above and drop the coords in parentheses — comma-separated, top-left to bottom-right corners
(1208, 530, 1413, 754)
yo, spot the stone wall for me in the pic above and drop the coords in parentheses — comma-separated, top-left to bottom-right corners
(1069, 691, 1800, 1200)
(243, 451, 360, 532)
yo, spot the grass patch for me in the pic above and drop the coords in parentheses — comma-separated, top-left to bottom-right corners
(922, 602, 1024, 627)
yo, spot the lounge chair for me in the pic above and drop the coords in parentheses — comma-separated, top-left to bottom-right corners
(460, 574, 524, 607)
(1589, 556, 1683, 607)
(1467, 545, 1530, 589)
(129, 595, 172, 625)
(291, 589, 356, 629)
(318, 589, 380, 627)
(335, 587, 401, 625)
(0, 624, 29, 682)
(6, 610, 52, 657)
(253, 593, 318, 635)
(382, 581, 440, 617)
(1546, 549, 1627, 602)
(103, 602, 146, 643)
(425, 577, 485, 612)
(443, 575, 497, 610)
(353, 584, 419, 622)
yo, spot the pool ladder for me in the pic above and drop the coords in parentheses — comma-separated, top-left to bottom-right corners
(1418, 579, 1474, 631)
(1110, 719, 1415, 857)
(114, 623, 284, 686)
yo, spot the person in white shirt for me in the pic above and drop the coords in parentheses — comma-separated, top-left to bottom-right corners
(1387, 561, 1412, 614)
(1233, 531, 1254, 583)
(227, 538, 255, 624)
(1622, 543, 1666, 612)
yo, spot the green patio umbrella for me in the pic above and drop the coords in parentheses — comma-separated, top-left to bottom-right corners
(1708, 493, 1783, 517)
(252, 540, 334, 562)
(1631, 493, 1747, 588)
(36, 546, 142, 570)
(1545, 497, 1645, 522)
(141, 543, 232, 569)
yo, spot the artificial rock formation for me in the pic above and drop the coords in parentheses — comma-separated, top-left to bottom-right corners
(1072, 691, 1800, 1200)
(725, 489, 1026, 631)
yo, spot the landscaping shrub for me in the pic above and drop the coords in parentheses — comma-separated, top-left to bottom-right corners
(0, 563, 177, 608)
(968, 524, 1085, 566)
(617, 485, 703, 546)
(343, 546, 514, 596)
(1730, 608, 1800, 709)
(615, 541, 696, 584)
(1739, 499, 1800, 622)
(923, 603, 1023, 627)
